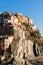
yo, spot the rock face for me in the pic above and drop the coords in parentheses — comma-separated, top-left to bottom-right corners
(0, 12, 43, 65)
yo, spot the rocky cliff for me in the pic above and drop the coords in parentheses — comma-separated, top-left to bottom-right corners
(0, 12, 43, 65)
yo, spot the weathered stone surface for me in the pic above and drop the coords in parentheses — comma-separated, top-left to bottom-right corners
(0, 12, 43, 65)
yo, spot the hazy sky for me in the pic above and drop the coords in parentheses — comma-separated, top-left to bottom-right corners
(0, 0, 43, 35)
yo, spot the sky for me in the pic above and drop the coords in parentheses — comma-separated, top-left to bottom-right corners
(0, 0, 43, 35)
